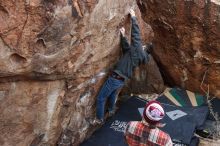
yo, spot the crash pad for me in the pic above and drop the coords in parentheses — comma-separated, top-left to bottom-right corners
(157, 88, 207, 107)
(80, 96, 208, 146)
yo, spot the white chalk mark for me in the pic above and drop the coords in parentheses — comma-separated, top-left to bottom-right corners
(45, 88, 61, 141)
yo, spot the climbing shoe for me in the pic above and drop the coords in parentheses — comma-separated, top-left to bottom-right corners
(108, 111, 116, 118)
(90, 118, 104, 126)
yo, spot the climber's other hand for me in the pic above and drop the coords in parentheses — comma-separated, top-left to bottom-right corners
(129, 9, 135, 17)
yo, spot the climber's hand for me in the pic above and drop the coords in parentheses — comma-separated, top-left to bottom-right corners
(119, 27, 125, 37)
(129, 9, 135, 17)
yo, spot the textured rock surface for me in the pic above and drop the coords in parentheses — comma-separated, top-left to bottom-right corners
(138, 0, 220, 97)
(0, 81, 65, 146)
(0, 0, 162, 146)
(2, 0, 220, 145)
(0, 0, 152, 80)
(124, 55, 165, 94)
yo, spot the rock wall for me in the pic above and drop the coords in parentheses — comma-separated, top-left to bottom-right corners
(124, 55, 165, 94)
(0, 0, 162, 146)
(0, 81, 65, 146)
(138, 0, 220, 97)
(3, 0, 220, 145)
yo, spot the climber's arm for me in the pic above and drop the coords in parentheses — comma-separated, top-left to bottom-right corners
(120, 27, 130, 53)
(130, 9, 142, 49)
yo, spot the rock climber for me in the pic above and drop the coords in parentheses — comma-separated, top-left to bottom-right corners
(124, 100, 173, 146)
(92, 8, 153, 125)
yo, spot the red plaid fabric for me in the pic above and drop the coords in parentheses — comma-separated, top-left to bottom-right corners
(124, 121, 173, 146)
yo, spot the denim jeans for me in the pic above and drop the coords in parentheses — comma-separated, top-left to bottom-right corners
(96, 76, 125, 120)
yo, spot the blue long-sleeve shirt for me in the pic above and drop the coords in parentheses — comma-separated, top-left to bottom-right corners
(114, 17, 149, 80)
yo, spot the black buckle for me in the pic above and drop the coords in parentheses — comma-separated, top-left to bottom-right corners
(111, 72, 124, 81)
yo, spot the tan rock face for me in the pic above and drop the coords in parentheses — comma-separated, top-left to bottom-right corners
(0, 0, 162, 146)
(0, 81, 65, 146)
(0, 0, 152, 79)
(138, 0, 220, 97)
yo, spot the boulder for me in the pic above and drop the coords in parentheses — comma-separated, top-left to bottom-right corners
(138, 0, 220, 97)
(0, 0, 161, 145)
(0, 80, 65, 146)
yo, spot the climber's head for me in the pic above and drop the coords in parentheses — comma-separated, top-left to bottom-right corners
(143, 100, 165, 125)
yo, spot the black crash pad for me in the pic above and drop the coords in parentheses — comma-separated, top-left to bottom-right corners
(81, 97, 208, 146)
